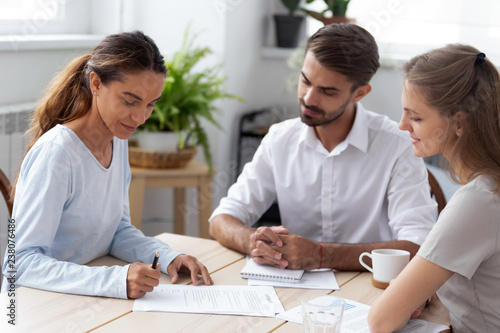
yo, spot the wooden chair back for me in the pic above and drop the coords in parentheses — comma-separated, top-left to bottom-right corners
(0, 168, 13, 217)
(427, 169, 446, 215)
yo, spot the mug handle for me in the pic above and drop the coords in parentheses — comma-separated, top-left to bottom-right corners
(359, 252, 374, 273)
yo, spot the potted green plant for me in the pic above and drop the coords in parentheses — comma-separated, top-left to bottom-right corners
(137, 27, 243, 173)
(274, 0, 305, 48)
(302, 0, 354, 25)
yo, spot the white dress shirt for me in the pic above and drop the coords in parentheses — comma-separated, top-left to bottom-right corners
(210, 103, 436, 245)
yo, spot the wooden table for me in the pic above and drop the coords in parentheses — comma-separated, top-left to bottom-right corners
(129, 160, 212, 238)
(0, 233, 450, 332)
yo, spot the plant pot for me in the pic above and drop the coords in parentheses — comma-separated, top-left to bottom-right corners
(136, 131, 178, 152)
(273, 14, 304, 48)
(128, 146, 197, 169)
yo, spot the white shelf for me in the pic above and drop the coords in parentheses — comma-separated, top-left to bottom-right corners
(0, 101, 37, 115)
(0, 34, 105, 52)
(261, 47, 296, 59)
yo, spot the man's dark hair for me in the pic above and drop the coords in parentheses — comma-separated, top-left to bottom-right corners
(305, 24, 380, 90)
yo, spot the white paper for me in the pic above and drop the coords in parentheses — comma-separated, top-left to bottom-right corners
(394, 320, 450, 333)
(133, 284, 284, 317)
(276, 298, 449, 333)
(248, 269, 340, 290)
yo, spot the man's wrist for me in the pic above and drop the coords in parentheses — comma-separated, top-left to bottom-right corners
(319, 242, 343, 270)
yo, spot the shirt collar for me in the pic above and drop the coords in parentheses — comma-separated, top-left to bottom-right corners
(345, 102, 368, 153)
(300, 120, 323, 154)
(299, 102, 369, 154)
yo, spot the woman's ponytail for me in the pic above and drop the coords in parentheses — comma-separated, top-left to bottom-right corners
(26, 54, 93, 152)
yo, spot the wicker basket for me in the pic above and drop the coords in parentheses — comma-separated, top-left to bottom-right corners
(128, 146, 197, 169)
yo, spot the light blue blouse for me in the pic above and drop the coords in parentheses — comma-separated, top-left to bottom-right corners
(1, 125, 180, 298)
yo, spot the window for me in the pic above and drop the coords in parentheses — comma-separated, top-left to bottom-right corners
(0, 0, 64, 20)
(0, 0, 89, 35)
(305, 0, 500, 62)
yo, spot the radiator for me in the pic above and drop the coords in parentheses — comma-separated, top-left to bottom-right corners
(0, 102, 35, 287)
(0, 102, 35, 181)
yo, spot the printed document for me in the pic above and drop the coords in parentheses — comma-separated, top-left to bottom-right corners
(133, 284, 284, 317)
(276, 298, 449, 333)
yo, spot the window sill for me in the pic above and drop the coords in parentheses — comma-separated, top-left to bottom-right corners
(261, 46, 408, 69)
(261, 47, 295, 59)
(0, 101, 37, 115)
(0, 34, 104, 52)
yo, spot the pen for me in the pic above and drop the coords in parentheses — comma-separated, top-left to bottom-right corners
(152, 251, 159, 269)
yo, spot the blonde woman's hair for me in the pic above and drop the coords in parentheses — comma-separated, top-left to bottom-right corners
(403, 44, 500, 190)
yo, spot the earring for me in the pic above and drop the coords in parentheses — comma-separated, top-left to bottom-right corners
(456, 131, 461, 137)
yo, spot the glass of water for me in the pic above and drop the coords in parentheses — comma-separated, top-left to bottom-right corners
(302, 295, 345, 333)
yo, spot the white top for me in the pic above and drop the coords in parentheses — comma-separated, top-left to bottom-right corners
(211, 103, 436, 245)
(418, 176, 500, 332)
(1, 125, 180, 299)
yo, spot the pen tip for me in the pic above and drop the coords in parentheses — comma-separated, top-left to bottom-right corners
(155, 251, 159, 257)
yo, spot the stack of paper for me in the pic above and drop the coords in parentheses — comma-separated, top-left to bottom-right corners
(133, 284, 284, 317)
(240, 256, 304, 282)
(248, 269, 340, 290)
(241, 256, 339, 290)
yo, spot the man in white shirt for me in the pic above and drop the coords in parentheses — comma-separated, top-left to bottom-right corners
(209, 24, 436, 271)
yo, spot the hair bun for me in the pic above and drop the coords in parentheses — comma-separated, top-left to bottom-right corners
(475, 52, 486, 67)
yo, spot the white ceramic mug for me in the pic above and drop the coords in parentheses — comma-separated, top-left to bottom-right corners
(359, 249, 410, 283)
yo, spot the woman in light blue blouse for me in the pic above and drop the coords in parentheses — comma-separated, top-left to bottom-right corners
(1, 31, 212, 299)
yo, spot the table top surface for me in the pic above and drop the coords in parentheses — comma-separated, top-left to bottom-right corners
(1, 233, 450, 332)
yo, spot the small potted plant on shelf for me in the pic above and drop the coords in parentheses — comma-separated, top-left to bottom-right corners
(302, 0, 354, 25)
(132, 26, 243, 173)
(274, 0, 305, 48)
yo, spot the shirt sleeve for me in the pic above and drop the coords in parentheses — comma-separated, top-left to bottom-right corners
(209, 127, 278, 226)
(6, 143, 130, 299)
(418, 179, 499, 279)
(386, 146, 437, 245)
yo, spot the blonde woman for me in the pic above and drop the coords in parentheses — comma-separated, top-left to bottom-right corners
(368, 44, 500, 332)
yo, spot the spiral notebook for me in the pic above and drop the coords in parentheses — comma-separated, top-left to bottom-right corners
(240, 256, 305, 283)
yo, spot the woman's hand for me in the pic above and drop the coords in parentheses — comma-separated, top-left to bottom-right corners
(167, 254, 213, 286)
(410, 302, 426, 319)
(126, 262, 162, 299)
(411, 295, 433, 319)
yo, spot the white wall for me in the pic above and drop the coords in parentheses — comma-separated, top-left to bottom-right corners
(214, 0, 300, 205)
(362, 62, 405, 122)
(0, 49, 92, 106)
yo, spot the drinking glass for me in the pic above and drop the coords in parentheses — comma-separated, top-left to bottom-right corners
(302, 295, 345, 333)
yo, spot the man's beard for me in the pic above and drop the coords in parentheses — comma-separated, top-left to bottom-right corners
(299, 94, 352, 127)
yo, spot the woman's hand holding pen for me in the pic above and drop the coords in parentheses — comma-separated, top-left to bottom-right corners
(167, 254, 213, 286)
(126, 262, 162, 299)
